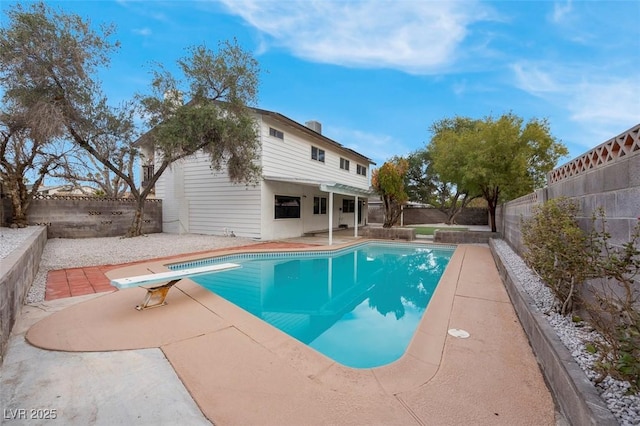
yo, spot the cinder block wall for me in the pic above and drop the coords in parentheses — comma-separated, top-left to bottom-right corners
(546, 153, 639, 249)
(26, 196, 163, 238)
(368, 206, 488, 226)
(0, 198, 10, 227)
(498, 124, 640, 254)
(0, 226, 47, 366)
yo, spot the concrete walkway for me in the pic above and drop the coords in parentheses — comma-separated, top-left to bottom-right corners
(2, 243, 560, 425)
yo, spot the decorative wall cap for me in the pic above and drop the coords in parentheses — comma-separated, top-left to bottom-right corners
(548, 124, 640, 184)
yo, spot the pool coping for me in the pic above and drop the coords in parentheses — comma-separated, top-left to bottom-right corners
(23, 240, 558, 425)
(30, 239, 463, 394)
(162, 239, 464, 394)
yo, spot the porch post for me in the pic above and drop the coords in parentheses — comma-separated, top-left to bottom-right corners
(328, 192, 334, 245)
(354, 196, 359, 238)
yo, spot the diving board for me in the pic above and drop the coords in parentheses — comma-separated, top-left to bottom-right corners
(110, 263, 240, 310)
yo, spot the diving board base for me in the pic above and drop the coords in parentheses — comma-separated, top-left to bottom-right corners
(109, 262, 241, 311)
(136, 280, 180, 311)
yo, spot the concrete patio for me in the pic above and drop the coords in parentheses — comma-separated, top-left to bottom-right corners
(1, 242, 562, 425)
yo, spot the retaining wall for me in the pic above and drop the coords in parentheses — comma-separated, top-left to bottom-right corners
(0, 226, 47, 366)
(26, 195, 162, 238)
(489, 240, 617, 426)
(434, 230, 501, 244)
(360, 226, 416, 241)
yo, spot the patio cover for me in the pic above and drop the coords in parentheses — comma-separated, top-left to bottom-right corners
(263, 176, 375, 198)
(264, 176, 376, 244)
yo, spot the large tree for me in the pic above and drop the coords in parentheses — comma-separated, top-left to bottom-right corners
(0, 2, 262, 236)
(131, 41, 262, 236)
(372, 158, 409, 228)
(0, 108, 66, 226)
(428, 114, 567, 232)
(404, 149, 478, 224)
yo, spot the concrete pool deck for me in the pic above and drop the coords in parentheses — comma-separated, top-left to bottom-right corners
(2, 243, 560, 425)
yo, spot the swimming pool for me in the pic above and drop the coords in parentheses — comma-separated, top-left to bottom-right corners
(170, 242, 454, 368)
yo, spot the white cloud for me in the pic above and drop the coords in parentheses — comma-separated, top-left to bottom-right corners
(217, 0, 494, 74)
(550, 0, 573, 24)
(133, 27, 152, 36)
(327, 126, 410, 166)
(511, 61, 640, 147)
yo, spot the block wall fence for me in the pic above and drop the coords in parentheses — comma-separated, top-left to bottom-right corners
(496, 123, 640, 255)
(3, 195, 162, 238)
(368, 205, 488, 226)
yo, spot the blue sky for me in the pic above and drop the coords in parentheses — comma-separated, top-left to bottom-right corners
(5, 0, 640, 168)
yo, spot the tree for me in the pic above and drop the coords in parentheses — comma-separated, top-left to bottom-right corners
(404, 149, 478, 224)
(371, 158, 409, 228)
(0, 110, 66, 226)
(428, 113, 567, 232)
(131, 41, 262, 236)
(0, 2, 262, 236)
(48, 104, 137, 198)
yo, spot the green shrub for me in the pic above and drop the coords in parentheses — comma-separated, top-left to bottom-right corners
(585, 214, 640, 392)
(523, 200, 640, 392)
(521, 198, 595, 315)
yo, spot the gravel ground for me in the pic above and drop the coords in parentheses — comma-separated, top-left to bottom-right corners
(0, 226, 41, 259)
(1, 227, 256, 304)
(493, 239, 639, 426)
(4, 227, 638, 424)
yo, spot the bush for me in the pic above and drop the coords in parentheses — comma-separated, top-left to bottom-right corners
(521, 198, 595, 315)
(585, 213, 640, 392)
(523, 200, 640, 391)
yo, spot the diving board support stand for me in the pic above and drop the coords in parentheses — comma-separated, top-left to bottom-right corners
(110, 263, 241, 311)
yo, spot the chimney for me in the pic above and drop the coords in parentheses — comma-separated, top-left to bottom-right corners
(305, 120, 322, 134)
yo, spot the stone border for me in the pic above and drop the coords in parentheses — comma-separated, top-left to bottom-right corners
(434, 230, 501, 244)
(0, 226, 47, 366)
(488, 239, 617, 426)
(360, 226, 416, 240)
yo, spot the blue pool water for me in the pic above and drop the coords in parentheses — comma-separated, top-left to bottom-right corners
(172, 242, 454, 368)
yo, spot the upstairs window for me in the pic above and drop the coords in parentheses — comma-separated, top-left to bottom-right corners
(313, 197, 327, 215)
(356, 164, 367, 176)
(269, 127, 284, 140)
(311, 146, 325, 163)
(340, 158, 350, 171)
(275, 195, 300, 219)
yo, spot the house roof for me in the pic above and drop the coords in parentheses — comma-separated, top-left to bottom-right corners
(250, 106, 376, 165)
(135, 101, 376, 166)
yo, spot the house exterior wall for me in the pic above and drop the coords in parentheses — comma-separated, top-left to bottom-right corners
(259, 116, 370, 190)
(155, 152, 262, 238)
(155, 111, 372, 240)
(260, 180, 365, 240)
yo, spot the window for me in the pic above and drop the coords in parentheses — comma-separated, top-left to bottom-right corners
(311, 146, 325, 163)
(313, 197, 327, 215)
(342, 199, 355, 213)
(142, 164, 155, 187)
(356, 164, 367, 176)
(340, 158, 350, 171)
(275, 195, 300, 219)
(269, 127, 284, 140)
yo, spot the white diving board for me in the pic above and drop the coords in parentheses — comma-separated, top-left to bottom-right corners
(110, 262, 240, 310)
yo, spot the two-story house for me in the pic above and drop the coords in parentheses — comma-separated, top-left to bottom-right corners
(142, 106, 375, 243)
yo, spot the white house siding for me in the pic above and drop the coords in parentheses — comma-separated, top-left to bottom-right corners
(157, 152, 262, 238)
(261, 180, 363, 239)
(154, 160, 185, 234)
(259, 117, 370, 190)
(261, 180, 304, 240)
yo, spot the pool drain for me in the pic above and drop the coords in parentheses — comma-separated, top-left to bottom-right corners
(448, 328, 470, 338)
